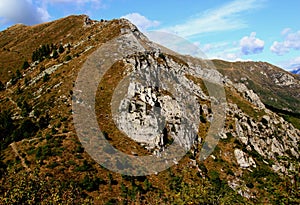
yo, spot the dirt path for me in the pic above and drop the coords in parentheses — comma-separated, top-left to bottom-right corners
(10, 142, 30, 172)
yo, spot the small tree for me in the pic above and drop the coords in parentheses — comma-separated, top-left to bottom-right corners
(52, 50, 59, 59)
(58, 44, 65, 54)
(16, 69, 22, 79)
(22, 61, 30, 69)
(43, 73, 50, 82)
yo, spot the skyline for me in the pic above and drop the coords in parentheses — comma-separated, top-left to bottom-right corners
(0, 0, 299, 70)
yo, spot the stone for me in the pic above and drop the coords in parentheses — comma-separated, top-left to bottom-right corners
(234, 149, 255, 168)
(233, 83, 265, 109)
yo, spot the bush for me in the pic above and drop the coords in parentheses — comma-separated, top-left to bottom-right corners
(46, 161, 60, 169)
(75, 160, 94, 172)
(76, 145, 84, 153)
(169, 175, 183, 192)
(24, 77, 30, 86)
(80, 175, 104, 191)
(246, 182, 254, 188)
(11, 73, 18, 85)
(209, 170, 222, 191)
(35, 145, 52, 160)
(0, 110, 14, 150)
(65, 55, 72, 61)
(159, 53, 166, 60)
(38, 114, 50, 129)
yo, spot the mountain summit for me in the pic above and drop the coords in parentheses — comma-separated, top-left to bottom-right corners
(0, 15, 299, 204)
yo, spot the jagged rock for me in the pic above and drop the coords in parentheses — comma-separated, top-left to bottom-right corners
(271, 138, 284, 156)
(233, 83, 265, 109)
(234, 149, 256, 168)
(227, 101, 299, 175)
(236, 121, 248, 145)
(220, 133, 228, 139)
(272, 163, 286, 173)
(115, 53, 206, 152)
(273, 73, 296, 86)
(83, 16, 93, 26)
(228, 178, 254, 199)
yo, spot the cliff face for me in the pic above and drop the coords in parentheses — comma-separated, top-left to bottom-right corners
(0, 15, 299, 204)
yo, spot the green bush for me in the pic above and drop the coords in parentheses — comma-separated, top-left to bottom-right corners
(65, 55, 72, 61)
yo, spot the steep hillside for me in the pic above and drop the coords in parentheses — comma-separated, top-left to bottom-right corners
(0, 15, 299, 204)
(213, 59, 300, 129)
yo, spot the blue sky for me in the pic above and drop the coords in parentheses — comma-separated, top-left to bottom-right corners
(0, 0, 299, 70)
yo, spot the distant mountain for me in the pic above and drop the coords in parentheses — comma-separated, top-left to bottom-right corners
(287, 64, 300, 75)
(291, 68, 300, 75)
(212, 60, 300, 114)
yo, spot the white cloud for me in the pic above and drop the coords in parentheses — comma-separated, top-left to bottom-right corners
(146, 31, 207, 58)
(121, 13, 160, 31)
(165, 0, 264, 37)
(197, 41, 241, 61)
(240, 32, 264, 55)
(0, 0, 105, 28)
(0, 0, 50, 25)
(281, 28, 291, 36)
(271, 29, 300, 55)
(48, 0, 97, 2)
(270, 41, 289, 56)
(217, 53, 240, 61)
(46, 0, 101, 5)
(199, 33, 264, 61)
(209, 51, 252, 62)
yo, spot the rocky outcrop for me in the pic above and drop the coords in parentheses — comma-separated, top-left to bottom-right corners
(115, 53, 206, 152)
(228, 178, 254, 199)
(273, 72, 296, 86)
(232, 83, 265, 109)
(234, 149, 256, 168)
(227, 103, 300, 174)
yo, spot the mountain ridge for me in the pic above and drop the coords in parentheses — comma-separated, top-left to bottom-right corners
(0, 15, 299, 204)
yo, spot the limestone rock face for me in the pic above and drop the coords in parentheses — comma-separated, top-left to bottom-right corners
(114, 53, 209, 152)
